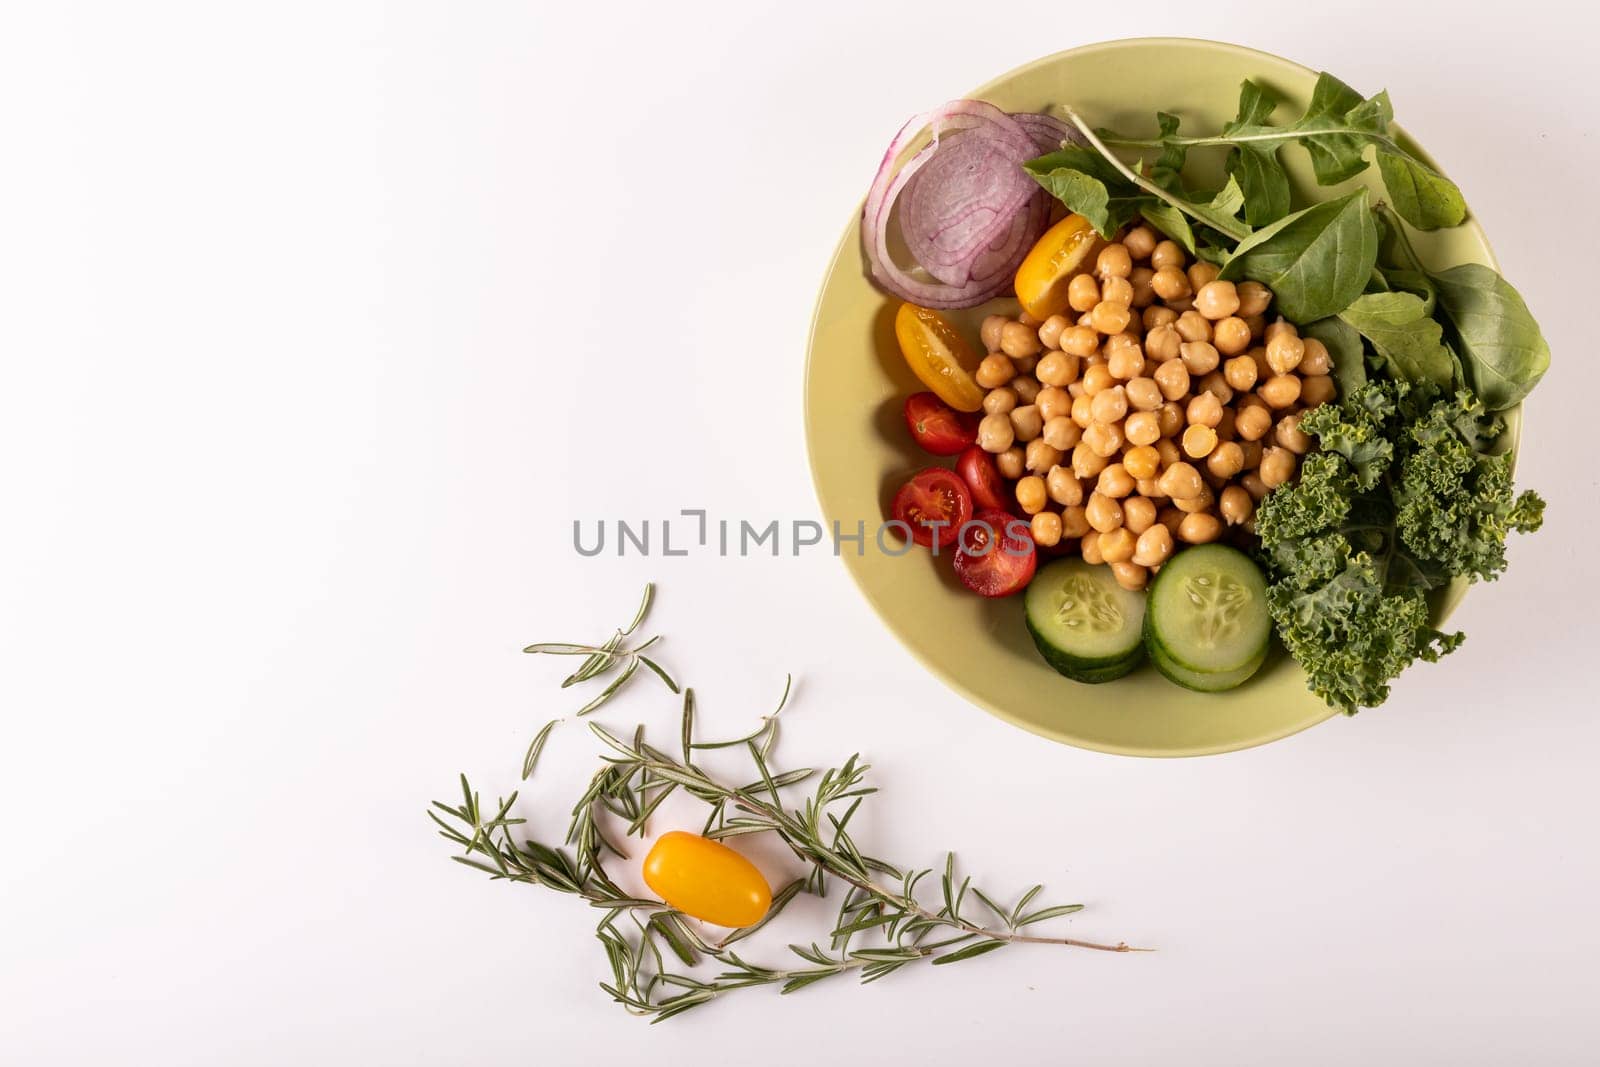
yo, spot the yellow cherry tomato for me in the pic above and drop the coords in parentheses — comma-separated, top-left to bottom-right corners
(642, 830, 772, 928)
(893, 302, 985, 413)
(1013, 214, 1099, 321)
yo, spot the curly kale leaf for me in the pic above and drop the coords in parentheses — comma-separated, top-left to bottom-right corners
(1394, 391, 1546, 581)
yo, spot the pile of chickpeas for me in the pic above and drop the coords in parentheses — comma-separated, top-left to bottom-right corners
(974, 223, 1336, 592)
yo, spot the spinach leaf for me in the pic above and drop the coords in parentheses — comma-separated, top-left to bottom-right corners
(1338, 292, 1455, 389)
(1218, 188, 1378, 322)
(1023, 149, 1149, 237)
(1303, 316, 1367, 397)
(1375, 148, 1468, 233)
(1430, 264, 1551, 410)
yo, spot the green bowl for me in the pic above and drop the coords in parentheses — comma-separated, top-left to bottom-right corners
(803, 37, 1511, 757)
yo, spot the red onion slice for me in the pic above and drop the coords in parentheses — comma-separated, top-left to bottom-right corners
(861, 103, 1073, 309)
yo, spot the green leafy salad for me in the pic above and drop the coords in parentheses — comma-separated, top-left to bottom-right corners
(1028, 72, 1550, 712)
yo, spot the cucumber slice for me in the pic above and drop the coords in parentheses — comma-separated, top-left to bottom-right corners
(1025, 559, 1146, 683)
(1149, 640, 1267, 693)
(1145, 545, 1271, 677)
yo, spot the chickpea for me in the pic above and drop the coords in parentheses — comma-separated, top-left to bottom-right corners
(1182, 424, 1218, 459)
(1067, 273, 1101, 313)
(1166, 295, 1195, 314)
(1219, 485, 1254, 526)
(1185, 391, 1223, 429)
(1263, 318, 1297, 343)
(1239, 439, 1264, 470)
(1107, 560, 1146, 591)
(1047, 465, 1084, 507)
(1156, 402, 1185, 439)
(1012, 376, 1041, 404)
(1024, 510, 1061, 548)
(1154, 437, 1182, 469)
(1206, 441, 1245, 479)
(1198, 371, 1233, 404)
(1016, 475, 1048, 515)
(1001, 321, 1043, 359)
(1089, 301, 1132, 335)
(1192, 279, 1238, 320)
(1249, 345, 1272, 381)
(1301, 375, 1338, 408)
(1107, 343, 1145, 381)
(1061, 325, 1099, 357)
(1223, 354, 1259, 392)
(1026, 438, 1064, 474)
(1085, 491, 1124, 533)
(1082, 419, 1124, 458)
(1240, 471, 1269, 501)
(1009, 404, 1043, 443)
(1118, 411, 1157, 448)
(1035, 352, 1078, 388)
(980, 315, 1008, 353)
(1080, 530, 1104, 564)
(1151, 265, 1191, 302)
(1097, 463, 1136, 499)
(1235, 281, 1272, 317)
(1090, 242, 1129, 279)
(976, 353, 1015, 389)
(1060, 505, 1091, 539)
(1158, 461, 1204, 500)
(1125, 377, 1163, 412)
(1150, 240, 1185, 271)
(1258, 374, 1303, 410)
(1145, 323, 1182, 362)
(978, 412, 1014, 453)
(1142, 305, 1178, 331)
(1128, 266, 1156, 308)
(1259, 446, 1297, 489)
(1213, 316, 1252, 356)
(1070, 393, 1094, 428)
(996, 446, 1025, 479)
(1274, 412, 1311, 454)
(1178, 511, 1223, 544)
(1042, 415, 1081, 451)
(1243, 314, 1267, 340)
(1235, 403, 1273, 441)
(1081, 363, 1115, 396)
(1174, 310, 1211, 343)
(1136, 477, 1164, 499)
(1123, 226, 1158, 261)
(1089, 386, 1129, 424)
(1153, 359, 1190, 401)
(1180, 340, 1221, 375)
(1072, 442, 1109, 479)
(982, 387, 1018, 416)
(1187, 261, 1221, 292)
(1158, 506, 1186, 536)
(1122, 444, 1161, 480)
(1013, 353, 1039, 376)
(1036, 386, 1072, 422)
(1132, 523, 1175, 567)
(1098, 527, 1137, 564)
(1298, 337, 1331, 376)
(1265, 332, 1305, 375)
(1122, 495, 1157, 535)
(1018, 310, 1043, 328)
(1038, 314, 1070, 351)
(1100, 276, 1136, 309)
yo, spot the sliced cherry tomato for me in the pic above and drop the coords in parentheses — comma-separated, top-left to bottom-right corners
(904, 392, 978, 456)
(890, 467, 972, 550)
(954, 445, 1009, 512)
(953, 508, 1037, 597)
(894, 303, 984, 412)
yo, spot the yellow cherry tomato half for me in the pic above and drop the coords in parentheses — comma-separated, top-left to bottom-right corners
(642, 830, 772, 928)
(893, 302, 985, 413)
(1013, 213, 1099, 321)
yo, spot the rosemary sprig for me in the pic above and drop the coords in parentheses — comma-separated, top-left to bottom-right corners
(437, 588, 1142, 1021)
(523, 582, 680, 711)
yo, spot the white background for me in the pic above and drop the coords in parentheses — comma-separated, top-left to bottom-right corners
(3, 2, 1597, 1064)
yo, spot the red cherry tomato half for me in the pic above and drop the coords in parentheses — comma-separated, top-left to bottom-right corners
(903, 392, 978, 456)
(890, 467, 973, 549)
(954, 445, 1009, 512)
(953, 509, 1037, 597)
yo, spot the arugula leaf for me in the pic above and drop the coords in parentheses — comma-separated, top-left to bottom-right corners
(1220, 80, 1291, 225)
(1429, 264, 1551, 410)
(1292, 72, 1374, 185)
(1137, 200, 1197, 253)
(1338, 292, 1455, 389)
(1219, 189, 1378, 322)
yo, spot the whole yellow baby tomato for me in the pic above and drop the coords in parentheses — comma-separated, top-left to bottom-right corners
(1013, 214, 1099, 321)
(642, 830, 772, 928)
(894, 302, 985, 413)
